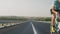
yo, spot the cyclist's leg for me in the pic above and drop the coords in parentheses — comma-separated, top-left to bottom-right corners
(50, 8, 58, 27)
(51, 14, 56, 26)
(50, 9, 56, 33)
(50, 9, 56, 26)
(50, 14, 56, 34)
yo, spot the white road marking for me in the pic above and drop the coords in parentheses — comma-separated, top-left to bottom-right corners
(31, 22, 37, 34)
(0, 26, 4, 28)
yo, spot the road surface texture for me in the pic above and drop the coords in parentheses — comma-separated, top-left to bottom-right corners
(0, 21, 58, 34)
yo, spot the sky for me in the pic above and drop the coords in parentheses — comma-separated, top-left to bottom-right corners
(0, 0, 53, 17)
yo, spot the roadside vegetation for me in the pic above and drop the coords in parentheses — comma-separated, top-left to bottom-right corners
(0, 16, 60, 22)
(0, 16, 28, 21)
(33, 17, 60, 22)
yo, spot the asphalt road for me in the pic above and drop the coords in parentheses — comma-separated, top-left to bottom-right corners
(0, 21, 50, 34)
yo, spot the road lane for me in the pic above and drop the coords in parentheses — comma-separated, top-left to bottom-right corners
(33, 21, 50, 34)
(2, 22, 34, 34)
(0, 21, 51, 34)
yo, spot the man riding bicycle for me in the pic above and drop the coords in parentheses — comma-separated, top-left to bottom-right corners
(50, 0, 60, 32)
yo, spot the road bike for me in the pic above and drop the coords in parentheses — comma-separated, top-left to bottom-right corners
(50, 14, 59, 34)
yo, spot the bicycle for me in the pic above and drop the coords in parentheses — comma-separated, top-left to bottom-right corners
(50, 14, 59, 34)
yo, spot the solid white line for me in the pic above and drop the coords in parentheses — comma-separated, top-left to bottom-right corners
(31, 22, 37, 34)
(0, 26, 4, 28)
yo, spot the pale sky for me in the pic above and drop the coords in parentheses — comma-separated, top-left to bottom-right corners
(0, 0, 53, 17)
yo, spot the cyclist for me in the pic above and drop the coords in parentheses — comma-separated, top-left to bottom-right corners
(50, 0, 60, 32)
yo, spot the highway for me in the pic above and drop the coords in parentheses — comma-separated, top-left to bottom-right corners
(0, 21, 52, 34)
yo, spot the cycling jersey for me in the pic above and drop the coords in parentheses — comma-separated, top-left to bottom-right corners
(54, 0, 60, 11)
